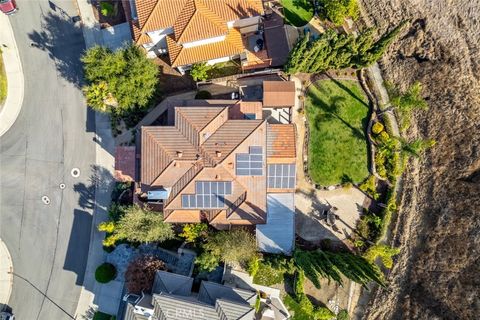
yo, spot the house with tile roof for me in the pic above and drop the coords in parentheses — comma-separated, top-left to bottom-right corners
(136, 99, 296, 254)
(127, 0, 272, 71)
(123, 270, 289, 320)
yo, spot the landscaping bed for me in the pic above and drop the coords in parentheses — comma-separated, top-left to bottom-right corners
(305, 79, 369, 186)
(281, 0, 314, 27)
(91, 0, 127, 28)
(0, 51, 7, 105)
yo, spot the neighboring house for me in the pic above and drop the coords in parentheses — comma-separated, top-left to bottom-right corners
(124, 270, 289, 320)
(127, 0, 271, 72)
(136, 99, 296, 253)
(262, 81, 296, 123)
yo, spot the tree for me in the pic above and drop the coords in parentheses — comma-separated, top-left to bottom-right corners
(108, 205, 174, 243)
(319, 0, 359, 26)
(195, 228, 257, 271)
(125, 255, 166, 294)
(284, 22, 407, 74)
(355, 21, 408, 67)
(364, 244, 400, 269)
(337, 310, 350, 320)
(81, 45, 159, 113)
(189, 62, 210, 81)
(179, 223, 208, 243)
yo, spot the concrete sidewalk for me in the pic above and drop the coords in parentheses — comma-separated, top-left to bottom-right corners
(0, 239, 13, 310)
(0, 14, 24, 137)
(73, 1, 118, 318)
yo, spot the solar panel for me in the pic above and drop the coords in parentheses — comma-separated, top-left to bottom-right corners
(182, 181, 232, 209)
(267, 164, 296, 188)
(236, 146, 264, 176)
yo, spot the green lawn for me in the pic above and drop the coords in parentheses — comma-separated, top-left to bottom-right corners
(0, 51, 7, 104)
(306, 80, 369, 186)
(281, 0, 314, 27)
(93, 311, 116, 320)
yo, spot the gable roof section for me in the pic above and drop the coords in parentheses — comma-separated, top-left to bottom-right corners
(152, 270, 193, 296)
(166, 28, 244, 67)
(175, 106, 226, 131)
(141, 127, 199, 185)
(201, 119, 264, 164)
(134, 0, 263, 44)
(263, 81, 296, 107)
(198, 281, 256, 305)
(216, 299, 255, 319)
(173, 0, 228, 44)
(267, 124, 296, 159)
(153, 293, 219, 319)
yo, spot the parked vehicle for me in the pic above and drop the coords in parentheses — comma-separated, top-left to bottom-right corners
(0, 312, 15, 320)
(0, 0, 17, 15)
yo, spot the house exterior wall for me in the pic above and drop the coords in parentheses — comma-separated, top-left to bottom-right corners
(147, 27, 174, 49)
(227, 16, 261, 32)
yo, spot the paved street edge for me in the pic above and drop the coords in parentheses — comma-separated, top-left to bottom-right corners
(0, 239, 13, 308)
(0, 14, 24, 137)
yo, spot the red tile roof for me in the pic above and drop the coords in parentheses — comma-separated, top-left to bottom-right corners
(267, 124, 296, 159)
(263, 81, 296, 107)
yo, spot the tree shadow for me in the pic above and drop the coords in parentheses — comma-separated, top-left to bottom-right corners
(73, 164, 115, 209)
(326, 75, 369, 109)
(28, 12, 85, 88)
(310, 91, 365, 140)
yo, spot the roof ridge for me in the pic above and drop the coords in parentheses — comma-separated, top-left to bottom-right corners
(174, 0, 197, 43)
(197, 106, 228, 131)
(143, 128, 174, 184)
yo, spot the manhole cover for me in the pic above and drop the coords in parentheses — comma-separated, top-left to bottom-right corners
(71, 168, 80, 178)
(42, 196, 51, 205)
(59, 183, 66, 189)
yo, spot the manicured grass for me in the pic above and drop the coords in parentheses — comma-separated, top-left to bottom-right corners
(0, 51, 7, 104)
(206, 60, 241, 79)
(306, 80, 369, 186)
(281, 0, 314, 27)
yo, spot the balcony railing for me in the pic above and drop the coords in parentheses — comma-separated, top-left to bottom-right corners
(226, 191, 247, 218)
(164, 162, 204, 207)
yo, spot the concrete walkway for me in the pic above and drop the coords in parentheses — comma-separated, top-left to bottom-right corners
(0, 239, 13, 310)
(0, 14, 24, 137)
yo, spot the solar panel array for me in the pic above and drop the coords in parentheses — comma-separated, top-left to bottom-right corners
(236, 146, 263, 176)
(181, 181, 232, 209)
(268, 164, 296, 189)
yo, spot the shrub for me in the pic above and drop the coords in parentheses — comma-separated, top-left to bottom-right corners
(247, 255, 260, 278)
(372, 122, 384, 135)
(95, 263, 117, 283)
(253, 255, 294, 286)
(195, 90, 212, 99)
(93, 311, 116, 320)
(337, 309, 350, 320)
(202, 228, 257, 266)
(195, 251, 220, 272)
(364, 244, 400, 269)
(190, 63, 210, 81)
(100, 2, 115, 17)
(318, 0, 359, 26)
(359, 175, 379, 199)
(179, 223, 208, 243)
(98, 221, 115, 233)
(125, 255, 166, 294)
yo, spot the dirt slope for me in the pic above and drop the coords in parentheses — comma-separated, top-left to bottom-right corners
(358, 0, 480, 319)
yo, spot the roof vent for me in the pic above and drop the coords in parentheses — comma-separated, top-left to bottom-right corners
(216, 150, 222, 158)
(177, 151, 183, 158)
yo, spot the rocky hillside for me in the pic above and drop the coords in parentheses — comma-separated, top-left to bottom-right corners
(358, 0, 480, 319)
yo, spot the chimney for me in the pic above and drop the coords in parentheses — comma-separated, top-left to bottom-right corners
(176, 151, 183, 158)
(216, 150, 222, 158)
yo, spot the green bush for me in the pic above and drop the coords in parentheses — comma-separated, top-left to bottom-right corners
(337, 309, 350, 320)
(95, 263, 117, 283)
(359, 175, 379, 200)
(190, 63, 210, 81)
(318, 0, 359, 25)
(100, 2, 115, 17)
(252, 255, 294, 286)
(93, 311, 116, 320)
(195, 90, 212, 99)
(372, 122, 384, 135)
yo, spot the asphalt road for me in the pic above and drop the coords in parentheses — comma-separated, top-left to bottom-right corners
(0, 0, 96, 319)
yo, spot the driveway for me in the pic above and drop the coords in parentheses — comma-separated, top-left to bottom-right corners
(0, 3, 96, 319)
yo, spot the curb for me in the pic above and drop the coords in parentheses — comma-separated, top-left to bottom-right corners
(0, 14, 24, 137)
(0, 239, 13, 309)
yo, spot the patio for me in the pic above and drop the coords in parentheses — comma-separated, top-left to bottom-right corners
(295, 187, 367, 243)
